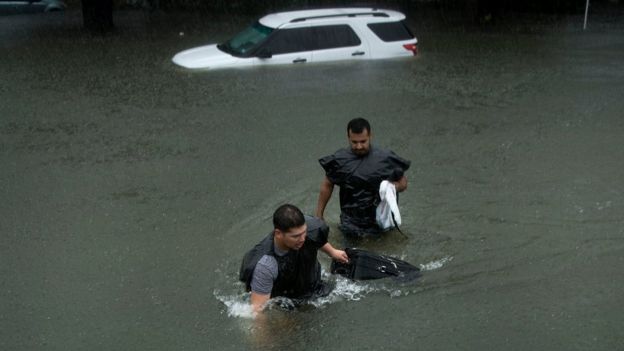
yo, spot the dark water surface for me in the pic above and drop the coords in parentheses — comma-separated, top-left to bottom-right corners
(1, 9, 623, 351)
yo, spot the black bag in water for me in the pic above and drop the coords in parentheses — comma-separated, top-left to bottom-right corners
(331, 248, 421, 281)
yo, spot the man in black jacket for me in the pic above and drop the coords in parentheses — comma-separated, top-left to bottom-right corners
(316, 118, 411, 237)
(240, 204, 348, 315)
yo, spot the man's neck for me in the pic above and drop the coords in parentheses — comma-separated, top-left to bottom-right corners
(272, 233, 289, 254)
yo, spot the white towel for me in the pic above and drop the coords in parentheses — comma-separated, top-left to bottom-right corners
(376, 180, 401, 231)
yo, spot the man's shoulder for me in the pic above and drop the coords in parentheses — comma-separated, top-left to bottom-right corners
(370, 146, 410, 166)
(240, 235, 275, 284)
(304, 215, 326, 230)
(304, 215, 330, 246)
(252, 255, 279, 282)
(322, 147, 353, 160)
(319, 148, 358, 179)
(369, 145, 394, 157)
(256, 254, 278, 270)
(241, 234, 274, 267)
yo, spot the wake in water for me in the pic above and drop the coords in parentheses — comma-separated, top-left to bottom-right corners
(419, 256, 453, 271)
(214, 256, 453, 318)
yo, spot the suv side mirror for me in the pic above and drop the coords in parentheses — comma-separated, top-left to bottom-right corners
(255, 48, 272, 59)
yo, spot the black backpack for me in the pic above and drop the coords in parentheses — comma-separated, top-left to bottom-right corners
(330, 248, 421, 282)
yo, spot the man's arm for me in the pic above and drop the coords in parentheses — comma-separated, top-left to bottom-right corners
(320, 242, 348, 263)
(250, 292, 271, 315)
(248, 256, 277, 316)
(315, 176, 335, 219)
(393, 175, 408, 193)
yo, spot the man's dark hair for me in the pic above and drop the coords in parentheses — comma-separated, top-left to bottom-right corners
(273, 204, 305, 231)
(347, 118, 371, 135)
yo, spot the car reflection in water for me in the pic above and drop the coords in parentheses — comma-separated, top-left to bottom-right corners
(0, 0, 66, 15)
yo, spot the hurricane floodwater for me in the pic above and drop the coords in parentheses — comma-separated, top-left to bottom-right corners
(1, 8, 623, 351)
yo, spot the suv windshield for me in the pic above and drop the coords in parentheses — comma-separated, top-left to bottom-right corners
(218, 21, 274, 57)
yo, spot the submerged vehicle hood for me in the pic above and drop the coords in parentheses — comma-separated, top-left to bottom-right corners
(172, 44, 247, 69)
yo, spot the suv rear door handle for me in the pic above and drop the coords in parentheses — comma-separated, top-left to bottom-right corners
(352, 51, 365, 56)
(293, 58, 307, 63)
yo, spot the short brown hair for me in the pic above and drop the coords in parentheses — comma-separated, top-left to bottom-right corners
(273, 204, 305, 231)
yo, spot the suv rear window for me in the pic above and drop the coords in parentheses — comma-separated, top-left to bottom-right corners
(367, 21, 414, 42)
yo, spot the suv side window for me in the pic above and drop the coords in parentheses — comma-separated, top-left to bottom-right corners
(260, 24, 361, 55)
(263, 27, 315, 55)
(367, 21, 414, 42)
(311, 25, 361, 50)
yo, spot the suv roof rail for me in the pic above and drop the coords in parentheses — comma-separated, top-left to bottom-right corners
(290, 12, 389, 23)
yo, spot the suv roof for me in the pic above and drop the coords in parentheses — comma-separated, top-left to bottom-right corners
(259, 8, 406, 29)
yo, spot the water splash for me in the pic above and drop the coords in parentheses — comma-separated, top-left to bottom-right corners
(309, 275, 377, 308)
(214, 291, 254, 319)
(215, 259, 452, 318)
(215, 274, 417, 318)
(419, 256, 453, 271)
(214, 276, 381, 318)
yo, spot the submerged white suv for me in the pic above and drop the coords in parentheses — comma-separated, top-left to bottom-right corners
(172, 8, 418, 70)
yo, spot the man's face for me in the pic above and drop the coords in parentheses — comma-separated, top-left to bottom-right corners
(276, 224, 307, 250)
(348, 129, 371, 156)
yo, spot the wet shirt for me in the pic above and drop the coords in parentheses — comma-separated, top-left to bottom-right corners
(319, 145, 410, 235)
(240, 216, 329, 298)
(250, 247, 286, 295)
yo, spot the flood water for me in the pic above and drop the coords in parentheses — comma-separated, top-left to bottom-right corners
(1, 8, 623, 351)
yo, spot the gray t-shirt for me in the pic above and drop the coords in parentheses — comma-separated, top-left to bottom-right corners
(250, 244, 288, 295)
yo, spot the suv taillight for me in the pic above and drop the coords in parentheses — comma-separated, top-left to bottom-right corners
(403, 44, 418, 56)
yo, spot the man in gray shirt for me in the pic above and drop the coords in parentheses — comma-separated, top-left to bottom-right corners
(239, 204, 348, 315)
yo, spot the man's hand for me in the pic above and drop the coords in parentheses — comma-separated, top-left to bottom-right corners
(393, 175, 408, 192)
(321, 243, 349, 263)
(331, 249, 349, 264)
